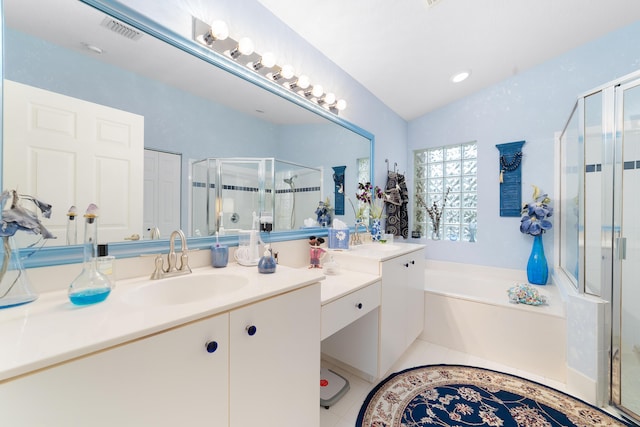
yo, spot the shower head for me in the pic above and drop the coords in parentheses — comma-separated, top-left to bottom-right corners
(283, 175, 298, 185)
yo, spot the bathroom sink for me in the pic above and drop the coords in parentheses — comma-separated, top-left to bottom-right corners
(123, 273, 249, 306)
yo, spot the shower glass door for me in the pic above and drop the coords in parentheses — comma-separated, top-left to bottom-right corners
(612, 78, 640, 422)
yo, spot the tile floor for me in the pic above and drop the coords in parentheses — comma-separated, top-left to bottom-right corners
(319, 338, 568, 427)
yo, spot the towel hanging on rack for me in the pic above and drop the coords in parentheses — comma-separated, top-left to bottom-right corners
(384, 170, 409, 238)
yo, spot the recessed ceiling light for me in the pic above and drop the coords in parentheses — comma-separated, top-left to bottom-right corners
(451, 70, 471, 83)
(82, 42, 104, 54)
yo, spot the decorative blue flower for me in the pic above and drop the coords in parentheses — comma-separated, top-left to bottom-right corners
(520, 185, 553, 236)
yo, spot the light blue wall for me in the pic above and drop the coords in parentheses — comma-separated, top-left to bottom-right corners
(408, 21, 640, 270)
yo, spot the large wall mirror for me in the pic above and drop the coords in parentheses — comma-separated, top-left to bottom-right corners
(1, 0, 373, 266)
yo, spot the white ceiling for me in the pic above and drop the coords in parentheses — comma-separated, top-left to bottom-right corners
(257, 0, 640, 120)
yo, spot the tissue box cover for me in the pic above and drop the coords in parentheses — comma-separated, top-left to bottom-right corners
(328, 229, 349, 249)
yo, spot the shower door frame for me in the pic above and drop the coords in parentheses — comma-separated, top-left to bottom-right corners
(610, 76, 640, 424)
(560, 69, 640, 422)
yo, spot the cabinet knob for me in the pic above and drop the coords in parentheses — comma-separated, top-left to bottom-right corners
(355, 302, 363, 309)
(404, 263, 409, 268)
(411, 260, 415, 265)
(205, 341, 218, 353)
(246, 325, 257, 336)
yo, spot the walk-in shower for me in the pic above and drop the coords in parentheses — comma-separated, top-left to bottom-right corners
(559, 70, 640, 423)
(191, 158, 322, 236)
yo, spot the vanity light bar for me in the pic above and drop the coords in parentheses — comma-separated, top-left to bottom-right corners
(192, 17, 346, 115)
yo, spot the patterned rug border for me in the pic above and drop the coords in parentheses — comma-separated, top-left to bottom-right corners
(356, 364, 632, 427)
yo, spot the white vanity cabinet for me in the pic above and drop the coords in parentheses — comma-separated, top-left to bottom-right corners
(0, 283, 321, 427)
(379, 249, 425, 375)
(0, 313, 230, 427)
(321, 244, 425, 380)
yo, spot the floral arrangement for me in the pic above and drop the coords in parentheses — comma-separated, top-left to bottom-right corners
(356, 182, 386, 219)
(1, 190, 54, 240)
(520, 185, 553, 236)
(416, 187, 450, 237)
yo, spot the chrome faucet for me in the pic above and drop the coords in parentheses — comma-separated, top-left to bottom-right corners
(150, 229, 192, 279)
(350, 221, 369, 246)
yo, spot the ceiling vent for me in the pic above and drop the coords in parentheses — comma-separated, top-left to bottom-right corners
(100, 16, 143, 41)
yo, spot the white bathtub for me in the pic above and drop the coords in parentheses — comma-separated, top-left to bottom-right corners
(421, 260, 567, 382)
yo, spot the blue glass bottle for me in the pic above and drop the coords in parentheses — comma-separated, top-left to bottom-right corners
(258, 246, 276, 274)
(68, 205, 111, 305)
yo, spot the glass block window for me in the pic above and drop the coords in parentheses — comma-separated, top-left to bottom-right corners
(357, 157, 370, 185)
(414, 142, 477, 242)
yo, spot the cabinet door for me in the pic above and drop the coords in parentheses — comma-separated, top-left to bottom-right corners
(405, 249, 426, 346)
(0, 314, 229, 427)
(379, 249, 425, 376)
(229, 284, 321, 427)
(379, 255, 409, 375)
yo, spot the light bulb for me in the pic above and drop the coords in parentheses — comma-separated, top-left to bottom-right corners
(260, 52, 277, 68)
(289, 75, 310, 90)
(280, 64, 295, 80)
(298, 75, 310, 89)
(210, 20, 229, 41)
(238, 37, 254, 56)
(335, 99, 347, 111)
(252, 52, 277, 71)
(323, 92, 336, 105)
(271, 65, 295, 81)
(311, 85, 324, 98)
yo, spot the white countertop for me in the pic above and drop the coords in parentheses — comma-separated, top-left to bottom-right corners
(0, 242, 425, 382)
(0, 263, 324, 382)
(327, 242, 425, 261)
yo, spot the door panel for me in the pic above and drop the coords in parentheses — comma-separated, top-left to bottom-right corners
(4, 80, 144, 243)
(614, 80, 640, 420)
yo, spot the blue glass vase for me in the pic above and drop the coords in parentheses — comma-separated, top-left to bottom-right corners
(527, 234, 548, 285)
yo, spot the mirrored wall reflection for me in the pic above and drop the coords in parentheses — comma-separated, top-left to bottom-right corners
(191, 158, 322, 236)
(2, 0, 371, 250)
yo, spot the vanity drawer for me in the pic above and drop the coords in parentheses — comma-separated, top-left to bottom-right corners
(321, 281, 381, 340)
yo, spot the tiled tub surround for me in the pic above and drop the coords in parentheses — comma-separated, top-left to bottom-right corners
(422, 260, 567, 383)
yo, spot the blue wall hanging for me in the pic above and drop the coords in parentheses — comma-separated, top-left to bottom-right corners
(496, 141, 525, 217)
(332, 166, 346, 215)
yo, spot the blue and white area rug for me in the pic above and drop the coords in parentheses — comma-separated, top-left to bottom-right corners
(356, 364, 630, 427)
